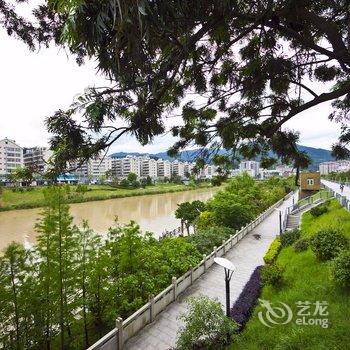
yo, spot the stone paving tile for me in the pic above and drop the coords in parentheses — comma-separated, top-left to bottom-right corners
(119, 194, 296, 350)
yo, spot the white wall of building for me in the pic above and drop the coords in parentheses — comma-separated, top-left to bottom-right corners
(0, 138, 23, 180)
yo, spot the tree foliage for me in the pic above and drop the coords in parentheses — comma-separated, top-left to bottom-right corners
(2, 1, 350, 174)
(175, 200, 206, 234)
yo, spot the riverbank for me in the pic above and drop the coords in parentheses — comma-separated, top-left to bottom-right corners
(0, 182, 214, 211)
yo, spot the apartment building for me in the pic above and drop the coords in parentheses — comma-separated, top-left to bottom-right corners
(319, 160, 350, 175)
(239, 160, 260, 178)
(319, 161, 339, 175)
(0, 138, 23, 180)
(140, 156, 157, 178)
(110, 155, 141, 178)
(172, 160, 186, 177)
(157, 159, 172, 178)
(198, 164, 217, 179)
(70, 154, 110, 183)
(23, 147, 53, 173)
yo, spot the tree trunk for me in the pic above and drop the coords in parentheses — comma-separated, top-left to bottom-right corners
(9, 261, 20, 350)
(58, 195, 65, 350)
(295, 166, 300, 187)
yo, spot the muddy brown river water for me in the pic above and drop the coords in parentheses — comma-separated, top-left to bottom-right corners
(0, 187, 218, 251)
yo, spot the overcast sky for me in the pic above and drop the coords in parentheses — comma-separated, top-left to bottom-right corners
(0, 25, 342, 154)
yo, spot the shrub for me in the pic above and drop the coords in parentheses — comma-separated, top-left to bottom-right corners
(281, 229, 300, 247)
(331, 250, 350, 287)
(176, 295, 237, 350)
(263, 238, 281, 264)
(261, 264, 284, 286)
(310, 204, 328, 217)
(188, 226, 233, 254)
(310, 228, 348, 261)
(75, 184, 88, 194)
(231, 266, 262, 331)
(293, 238, 309, 253)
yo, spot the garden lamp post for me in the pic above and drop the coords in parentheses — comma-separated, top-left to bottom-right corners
(214, 257, 235, 317)
(274, 208, 283, 235)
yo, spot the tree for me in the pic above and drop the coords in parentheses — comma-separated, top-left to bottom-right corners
(175, 200, 206, 235)
(98, 174, 106, 185)
(9, 166, 35, 186)
(0, 243, 29, 349)
(2, 1, 349, 173)
(127, 172, 137, 182)
(35, 186, 79, 349)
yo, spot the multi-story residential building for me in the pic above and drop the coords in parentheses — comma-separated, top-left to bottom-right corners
(0, 138, 23, 181)
(140, 156, 157, 178)
(319, 160, 350, 175)
(23, 147, 53, 173)
(123, 155, 141, 178)
(70, 154, 110, 183)
(110, 155, 141, 178)
(198, 164, 217, 179)
(110, 157, 123, 178)
(157, 159, 172, 178)
(319, 161, 339, 175)
(172, 160, 186, 177)
(87, 155, 109, 181)
(239, 160, 260, 178)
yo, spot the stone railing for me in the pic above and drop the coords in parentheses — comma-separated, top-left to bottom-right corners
(322, 182, 349, 211)
(88, 191, 294, 350)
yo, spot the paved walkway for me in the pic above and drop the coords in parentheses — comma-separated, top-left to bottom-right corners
(124, 193, 297, 350)
(321, 179, 350, 200)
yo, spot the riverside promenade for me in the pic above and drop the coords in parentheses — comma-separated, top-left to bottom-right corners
(123, 193, 297, 350)
(321, 179, 350, 202)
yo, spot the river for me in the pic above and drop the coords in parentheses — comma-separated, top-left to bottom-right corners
(0, 187, 219, 252)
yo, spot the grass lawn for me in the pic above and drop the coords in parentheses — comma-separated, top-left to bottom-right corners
(0, 182, 212, 211)
(231, 200, 350, 350)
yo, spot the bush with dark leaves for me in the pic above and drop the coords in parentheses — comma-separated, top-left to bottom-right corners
(331, 250, 350, 287)
(293, 238, 309, 253)
(281, 229, 300, 247)
(261, 264, 284, 286)
(310, 228, 348, 261)
(231, 266, 262, 331)
(310, 203, 328, 217)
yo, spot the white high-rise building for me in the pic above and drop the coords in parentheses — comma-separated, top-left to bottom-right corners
(319, 161, 339, 175)
(70, 154, 110, 182)
(23, 147, 53, 173)
(172, 160, 185, 177)
(140, 157, 157, 178)
(319, 160, 350, 175)
(0, 138, 23, 181)
(199, 164, 217, 179)
(157, 159, 172, 178)
(239, 160, 260, 177)
(110, 155, 141, 178)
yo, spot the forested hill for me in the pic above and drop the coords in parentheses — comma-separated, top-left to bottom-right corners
(110, 145, 334, 170)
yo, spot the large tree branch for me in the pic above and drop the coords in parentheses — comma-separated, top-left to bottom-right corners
(272, 81, 350, 132)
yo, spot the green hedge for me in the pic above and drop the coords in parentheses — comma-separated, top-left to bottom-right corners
(263, 238, 282, 264)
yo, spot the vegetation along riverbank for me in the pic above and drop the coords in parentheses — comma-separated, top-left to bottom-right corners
(0, 182, 213, 212)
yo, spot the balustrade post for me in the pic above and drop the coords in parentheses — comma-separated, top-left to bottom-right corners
(222, 239, 226, 254)
(190, 266, 194, 284)
(214, 246, 218, 257)
(172, 276, 177, 301)
(116, 317, 124, 350)
(149, 294, 155, 322)
(203, 254, 207, 271)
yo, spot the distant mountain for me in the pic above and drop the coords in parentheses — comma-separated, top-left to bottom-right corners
(110, 144, 334, 170)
